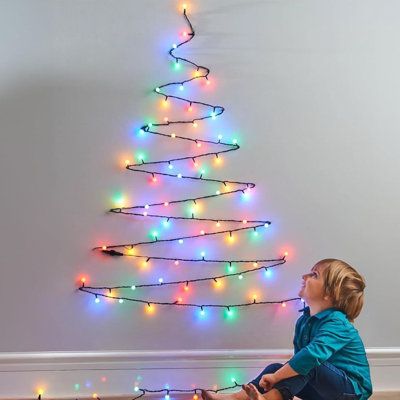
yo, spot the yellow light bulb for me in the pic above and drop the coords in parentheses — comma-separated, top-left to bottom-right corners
(127, 248, 135, 256)
(146, 304, 155, 314)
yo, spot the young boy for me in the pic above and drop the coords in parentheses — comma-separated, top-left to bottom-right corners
(202, 259, 372, 400)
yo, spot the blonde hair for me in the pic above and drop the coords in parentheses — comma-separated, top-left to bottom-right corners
(315, 259, 366, 322)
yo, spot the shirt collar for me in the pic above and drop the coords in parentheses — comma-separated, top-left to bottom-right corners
(300, 306, 339, 319)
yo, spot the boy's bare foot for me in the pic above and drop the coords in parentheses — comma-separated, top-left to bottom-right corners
(201, 390, 218, 400)
(242, 384, 264, 400)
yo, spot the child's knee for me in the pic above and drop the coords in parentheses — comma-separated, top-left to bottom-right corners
(265, 363, 284, 373)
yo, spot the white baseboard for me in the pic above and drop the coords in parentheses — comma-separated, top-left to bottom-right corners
(0, 348, 399, 398)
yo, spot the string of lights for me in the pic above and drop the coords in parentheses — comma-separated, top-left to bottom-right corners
(78, 285, 301, 311)
(36, 382, 246, 400)
(80, 259, 286, 291)
(79, 257, 301, 311)
(131, 382, 243, 400)
(81, 3, 295, 312)
(93, 5, 268, 260)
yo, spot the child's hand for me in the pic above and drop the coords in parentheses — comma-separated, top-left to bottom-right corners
(259, 373, 278, 391)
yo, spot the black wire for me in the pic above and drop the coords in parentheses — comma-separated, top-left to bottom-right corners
(81, 259, 285, 291)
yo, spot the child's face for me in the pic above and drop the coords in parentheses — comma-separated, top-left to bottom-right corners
(298, 263, 327, 303)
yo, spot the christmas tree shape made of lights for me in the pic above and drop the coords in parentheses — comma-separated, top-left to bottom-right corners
(78, 4, 300, 317)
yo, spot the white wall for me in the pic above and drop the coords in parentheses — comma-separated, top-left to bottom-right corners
(1, 0, 400, 396)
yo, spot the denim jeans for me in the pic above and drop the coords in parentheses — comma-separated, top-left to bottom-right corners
(249, 362, 359, 400)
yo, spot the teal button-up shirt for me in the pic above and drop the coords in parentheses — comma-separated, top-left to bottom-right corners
(288, 306, 372, 399)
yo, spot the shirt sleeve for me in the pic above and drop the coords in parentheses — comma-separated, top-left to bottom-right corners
(288, 317, 352, 375)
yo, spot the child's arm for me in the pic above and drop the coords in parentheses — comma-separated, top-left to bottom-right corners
(259, 363, 299, 390)
(273, 363, 299, 381)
